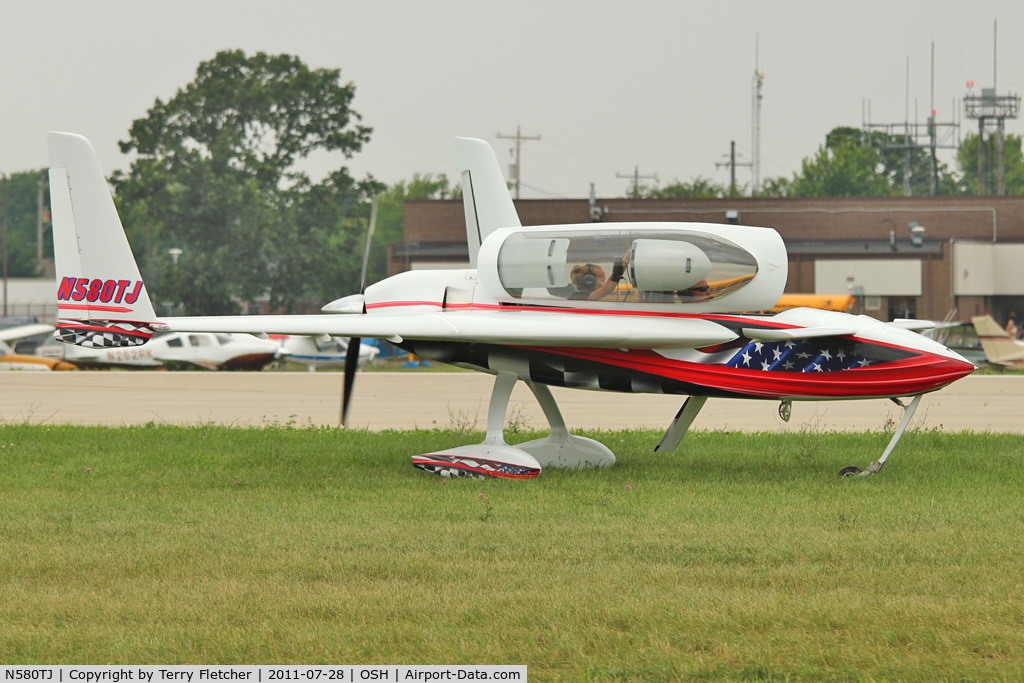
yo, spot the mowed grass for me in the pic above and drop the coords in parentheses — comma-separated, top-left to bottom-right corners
(1, 423, 1022, 681)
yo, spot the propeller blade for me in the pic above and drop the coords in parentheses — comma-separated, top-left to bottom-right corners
(358, 198, 379, 293)
(342, 196, 379, 427)
(341, 336, 361, 426)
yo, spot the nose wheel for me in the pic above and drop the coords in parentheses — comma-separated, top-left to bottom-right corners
(778, 399, 792, 422)
(839, 394, 923, 479)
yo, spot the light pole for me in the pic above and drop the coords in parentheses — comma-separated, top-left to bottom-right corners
(2, 173, 8, 318)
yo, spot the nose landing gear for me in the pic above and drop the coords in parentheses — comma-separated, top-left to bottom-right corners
(839, 394, 923, 478)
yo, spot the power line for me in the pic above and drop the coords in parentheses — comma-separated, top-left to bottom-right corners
(543, 138, 618, 173)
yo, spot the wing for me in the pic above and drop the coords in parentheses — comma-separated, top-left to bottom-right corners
(157, 311, 738, 349)
(0, 324, 55, 343)
(741, 326, 857, 341)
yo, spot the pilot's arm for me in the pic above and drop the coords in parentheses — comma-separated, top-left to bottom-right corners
(588, 252, 630, 300)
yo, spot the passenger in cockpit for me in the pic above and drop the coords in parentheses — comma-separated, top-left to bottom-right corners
(675, 279, 712, 302)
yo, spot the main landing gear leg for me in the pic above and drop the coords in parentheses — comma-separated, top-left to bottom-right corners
(411, 375, 616, 479)
(839, 394, 923, 478)
(516, 381, 615, 469)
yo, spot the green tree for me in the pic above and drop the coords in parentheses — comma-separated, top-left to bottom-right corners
(113, 50, 379, 314)
(955, 133, 1024, 195)
(1, 170, 49, 278)
(363, 174, 458, 286)
(759, 176, 793, 197)
(642, 177, 728, 199)
(787, 130, 893, 197)
(776, 126, 960, 198)
(847, 126, 961, 196)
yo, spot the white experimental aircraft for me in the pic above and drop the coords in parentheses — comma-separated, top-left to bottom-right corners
(37, 331, 285, 370)
(47, 132, 975, 479)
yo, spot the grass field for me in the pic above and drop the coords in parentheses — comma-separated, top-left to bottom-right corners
(1, 422, 1022, 681)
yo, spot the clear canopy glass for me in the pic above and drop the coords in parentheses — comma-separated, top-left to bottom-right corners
(495, 228, 759, 305)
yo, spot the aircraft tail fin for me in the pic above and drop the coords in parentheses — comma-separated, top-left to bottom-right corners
(455, 137, 521, 268)
(971, 314, 1024, 365)
(48, 132, 158, 347)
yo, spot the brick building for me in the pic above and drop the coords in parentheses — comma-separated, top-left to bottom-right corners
(394, 195, 1024, 324)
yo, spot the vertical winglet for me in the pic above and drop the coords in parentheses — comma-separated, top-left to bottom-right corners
(48, 132, 158, 347)
(454, 138, 521, 268)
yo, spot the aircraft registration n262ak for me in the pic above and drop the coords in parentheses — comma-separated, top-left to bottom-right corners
(47, 132, 975, 479)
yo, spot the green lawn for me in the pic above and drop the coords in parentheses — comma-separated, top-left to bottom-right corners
(1, 424, 1021, 681)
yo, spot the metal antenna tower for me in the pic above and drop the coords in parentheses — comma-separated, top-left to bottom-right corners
(751, 35, 765, 197)
(496, 125, 541, 200)
(862, 44, 961, 196)
(963, 20, 1020, 195)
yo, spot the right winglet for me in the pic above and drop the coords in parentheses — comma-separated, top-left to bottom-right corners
(455, 137, 521, 268)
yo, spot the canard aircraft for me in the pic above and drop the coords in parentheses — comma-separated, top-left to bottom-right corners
(47, 132, 975, 479)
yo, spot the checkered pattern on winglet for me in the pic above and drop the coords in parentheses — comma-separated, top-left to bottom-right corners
(56, 320, 154, 348)
(411, 454, 540, 480)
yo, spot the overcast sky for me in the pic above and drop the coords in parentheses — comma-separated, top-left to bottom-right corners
(3, 0, 1023, 199)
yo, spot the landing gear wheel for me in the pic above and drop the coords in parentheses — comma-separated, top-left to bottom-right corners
(778, 399, 792, 422)
(838, 466, 863, 478)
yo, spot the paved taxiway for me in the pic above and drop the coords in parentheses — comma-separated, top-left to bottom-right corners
(1, 371, 1021, 433)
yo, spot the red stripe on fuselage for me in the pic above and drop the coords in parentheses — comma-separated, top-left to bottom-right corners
(56, 322, 152, 337)
(365, 300, 800, 327)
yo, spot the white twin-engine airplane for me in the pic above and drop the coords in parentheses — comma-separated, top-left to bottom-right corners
(47, 132, 975, 480)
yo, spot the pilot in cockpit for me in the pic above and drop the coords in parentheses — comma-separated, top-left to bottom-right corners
(568, 252, 630, 300)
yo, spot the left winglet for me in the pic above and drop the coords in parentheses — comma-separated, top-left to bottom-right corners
(49, 132, 158, 348)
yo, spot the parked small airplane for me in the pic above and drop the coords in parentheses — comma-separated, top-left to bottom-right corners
(47, 132, 975, 479)
(37, 331, 285, 370)
(274, 335, 379, 372)
(0, 323, 76, 370)
(971, 315, 1024, 368)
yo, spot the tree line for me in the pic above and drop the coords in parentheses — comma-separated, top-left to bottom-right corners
(3, 49, 1024, 314)
(643, 126, 1024, 199)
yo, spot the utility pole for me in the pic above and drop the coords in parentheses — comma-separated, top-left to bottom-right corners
(37, 177, 47, 266)
(930, 41, 938, 195)
(496, 125, 541, 199)
(716, 140, 751, 196)
(904, 56, 911, 196)
(616, 165, 657, 198)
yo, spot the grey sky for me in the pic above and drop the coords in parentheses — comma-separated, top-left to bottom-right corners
(3, 0, 1022, 199)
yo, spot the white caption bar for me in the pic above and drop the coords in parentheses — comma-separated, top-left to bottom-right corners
(0, 667, 526, 683)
